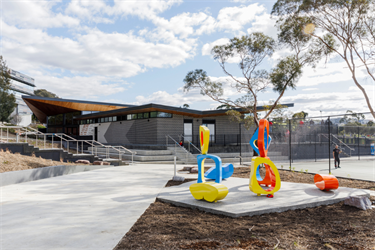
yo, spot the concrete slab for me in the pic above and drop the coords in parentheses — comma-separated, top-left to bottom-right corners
(1, 163, 175, 250)
(157, 177, 370, 218)
(287, 159, 375, 182)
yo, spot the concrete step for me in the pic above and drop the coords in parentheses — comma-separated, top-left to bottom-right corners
(88, 147, 172, 156)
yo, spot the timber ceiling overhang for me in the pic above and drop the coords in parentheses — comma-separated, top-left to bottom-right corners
(74, 103, 295, 120)
(22, 96, 133, 123)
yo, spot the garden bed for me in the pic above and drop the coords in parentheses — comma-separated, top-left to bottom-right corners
(115, 167, 375, 249)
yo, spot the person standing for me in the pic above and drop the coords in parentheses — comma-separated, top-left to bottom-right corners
(332, 145, 342, 169)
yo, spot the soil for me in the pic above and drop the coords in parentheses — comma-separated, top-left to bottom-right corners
(115, 167, 375, 250)
(0, 148, 81, 173)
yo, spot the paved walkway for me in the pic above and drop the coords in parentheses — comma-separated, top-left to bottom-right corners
(287, 158, 375, 182)
(1, 164, 175, 250)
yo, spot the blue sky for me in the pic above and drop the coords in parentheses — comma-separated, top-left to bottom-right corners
(1, 0, 374, 118)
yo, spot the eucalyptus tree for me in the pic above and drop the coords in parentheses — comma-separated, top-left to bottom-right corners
(184, 31, 333, 128)
(0, 56, 16, 123)
(272, 0, 375, 119)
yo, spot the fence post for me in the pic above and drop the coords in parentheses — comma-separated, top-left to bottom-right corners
(315, 130, 317, 162)
(239, 124, 242, 165)
(289, 119, 292, 170)
(358, 126, 360, 160)
(224, 134, 226, 146)
(328, 117, 331, 174)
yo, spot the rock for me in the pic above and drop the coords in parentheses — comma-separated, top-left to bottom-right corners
(344, 195, 372, 210)
(190, 167, 198, 173)
(93, 161, 110, 165)
(75, 159, 90, 164)
(182, 166, 193, 171)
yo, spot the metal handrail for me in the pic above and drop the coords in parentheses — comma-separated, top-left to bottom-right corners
(320, 133, 354, 157)
(1, 125, 136, 164)
(166, 135, 196, 163)
(179, 134, 202, 154)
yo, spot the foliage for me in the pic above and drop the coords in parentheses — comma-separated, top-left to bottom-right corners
(367, 121, 374, 126)
(184, 33, 303, 128)
(272, 0, 375, 119)
(0, 56, 16, 123)
(34, 89, 59, 98)
(182, 104, 190, 108)
(292, 111, 308, 119)
(339, 110, 365, 125)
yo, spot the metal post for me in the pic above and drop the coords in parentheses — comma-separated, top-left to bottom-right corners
(44, 135, 46, 149)
(91, 141, 94, 155)
(328, 117, 331, 174)
(7, 128, 9, 142)
(289, 119, 292, 169)
(81, 141, 83, 154)
(67, 141, 69, 152)
(132, 153, 134, 164)
(16, 133, 19, 143)
(174, 156, 177, 177)
(315, 130, 317, 162)
(358, 126, 360, 160)
(77, 141, 78, 154)
(52, 135, 53, 149)
(224, 134, 226, 146)
(61, 137, 62, 149)
(239, 123, 242, 165)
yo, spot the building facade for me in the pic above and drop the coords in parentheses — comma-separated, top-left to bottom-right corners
(8, 69, 35, 126)
(23, 95, 294, 148)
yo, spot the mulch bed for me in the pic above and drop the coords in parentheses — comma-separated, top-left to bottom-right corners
(114, 167, 375, 250)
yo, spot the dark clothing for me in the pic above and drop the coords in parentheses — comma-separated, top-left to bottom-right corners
(333, 148, 340, 159)
(333, 148, 340, 167)
(334, 158, 340, 168)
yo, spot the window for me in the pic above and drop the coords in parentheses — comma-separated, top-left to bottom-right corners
(137, 113, 143, 119)
(143, 112, 149, 119)
(113, 116, 117, 122)
(105, 117, 109, 122)
(157, 112, 172, 118)
(132, 114, 137, 119)
(108, 117, 113, 122)
(100, 118, 105, 123)
(150, 112, 157, 118)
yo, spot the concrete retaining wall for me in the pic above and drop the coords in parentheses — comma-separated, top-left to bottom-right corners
(1, 164, 112, 187)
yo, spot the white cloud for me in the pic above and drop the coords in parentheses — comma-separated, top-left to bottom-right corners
(302, 88, 318, 91)
(34, 74, 127, 99)
(230, 0, 253, 2)
(246, 13, 277, 39)
(201, 38, 230, 56)
(2, 21, 195, 78)
(2, 1, 80, 29)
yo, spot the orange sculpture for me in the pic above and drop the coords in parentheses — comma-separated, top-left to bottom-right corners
(314, 174, 339, 191)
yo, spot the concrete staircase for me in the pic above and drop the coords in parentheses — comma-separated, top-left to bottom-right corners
(167, 146, 197, 164)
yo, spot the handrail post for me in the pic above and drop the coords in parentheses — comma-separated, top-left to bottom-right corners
(67, 140, 69, 152)
(44, 135, 46, 149)
(61, 137, 62, 149)
(7, 128, 9, 142)
(77, 141, 78, 154)
(81, 141, 83, 154)
(52, 135, 53, 149)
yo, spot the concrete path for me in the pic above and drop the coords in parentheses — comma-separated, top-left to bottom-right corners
(287, 158, 375, 182)
(1, 164, 176, 250)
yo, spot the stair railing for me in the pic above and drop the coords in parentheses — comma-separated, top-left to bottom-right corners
(166, 135, 196, 163)
(320, 133, 355, 157)
(1, 125, 136, 164)
(179, 134, 202, 154)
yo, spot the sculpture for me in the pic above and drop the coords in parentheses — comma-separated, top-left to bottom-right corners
(189, 126, 231, 202)
(249, 119, 281, 197)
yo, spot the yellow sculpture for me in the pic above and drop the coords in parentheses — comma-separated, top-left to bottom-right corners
(189, 126, 228, 202)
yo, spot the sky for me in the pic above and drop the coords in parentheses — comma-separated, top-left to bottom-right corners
(1, 0, 375, 119)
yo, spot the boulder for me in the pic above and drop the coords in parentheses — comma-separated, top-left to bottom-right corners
(93, 161, 110, 165)
(75, 159, 90, 164)
(344, 195, 372, 210)
(190, 167, 198, 173)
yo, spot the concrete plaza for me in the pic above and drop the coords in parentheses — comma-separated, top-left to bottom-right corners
(0, 164, 175, 250)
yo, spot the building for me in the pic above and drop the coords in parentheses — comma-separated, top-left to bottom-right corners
(23, 95, 294, 147)
(8, 69, 36, 126)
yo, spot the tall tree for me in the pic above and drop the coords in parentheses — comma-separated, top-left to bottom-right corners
(34, 89, 59, 98)
(0, 56, 16, 123)
(272, 0, 375, 119)
(184, 32, 332, 128)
